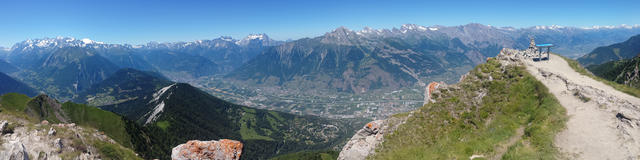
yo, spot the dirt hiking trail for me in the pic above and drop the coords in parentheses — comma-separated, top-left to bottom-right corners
(518, 54, 640, 159)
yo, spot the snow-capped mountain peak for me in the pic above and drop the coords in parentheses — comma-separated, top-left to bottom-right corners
(356, 26, 384, 36)
(401, 24, 428, 31)
(236, 33, 273, 46)
(80, 38, 104, 44)
(11, 37, 111, 51)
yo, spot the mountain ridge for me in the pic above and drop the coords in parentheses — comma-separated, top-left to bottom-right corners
(578, 34, 640, 66)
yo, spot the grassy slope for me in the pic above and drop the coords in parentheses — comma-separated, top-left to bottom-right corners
(371, 59, 567, 159)
(0, 93, 31, 112)
(559, 55, 640, 98)
(62, 102, 133, 148)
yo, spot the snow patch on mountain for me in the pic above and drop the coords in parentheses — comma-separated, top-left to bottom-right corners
(236, 34, 273, 46)
(81, 38, 95, 44)
(400, 24, 428, 33)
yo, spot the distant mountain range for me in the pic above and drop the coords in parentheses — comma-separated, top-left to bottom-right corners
(227, 26, 489, 93)
(1, 34, 280, 100)
(0, 23, 638, 106)
(227, 24, 640, 93)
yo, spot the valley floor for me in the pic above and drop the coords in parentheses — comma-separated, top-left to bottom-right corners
(522, 54, 640, 159)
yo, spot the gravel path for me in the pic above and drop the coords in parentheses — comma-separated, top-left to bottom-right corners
(522, 54, 640, 159)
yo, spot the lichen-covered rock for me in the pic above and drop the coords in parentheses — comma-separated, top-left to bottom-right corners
(424, 81, 445, 105)
(171, 139, 243, 160)
(337, 120, 388, 160)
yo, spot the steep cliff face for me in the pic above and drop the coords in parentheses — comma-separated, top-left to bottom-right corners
(171, 139, 243, 160)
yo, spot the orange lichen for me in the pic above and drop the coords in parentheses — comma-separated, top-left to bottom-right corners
(427, 82, 440, 95)
(174, 139, 243, 160)
(365, 121, 380, 131)
(220, 139, 243, 159)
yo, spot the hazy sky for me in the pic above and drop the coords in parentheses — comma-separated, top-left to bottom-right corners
(1, 0, 638, 47)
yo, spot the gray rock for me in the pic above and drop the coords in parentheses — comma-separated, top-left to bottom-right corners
(53, 138, 63, 151)
(1, 142, 30, 160)
(337, 120, 386, 160)
(0, 120, 8, 134)
(48, 127, 56, 136)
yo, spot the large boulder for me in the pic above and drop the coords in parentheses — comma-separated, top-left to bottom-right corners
(171, 139, 243, 160)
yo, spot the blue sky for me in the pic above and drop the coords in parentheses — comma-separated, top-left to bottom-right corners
(1, 0, 638, 47)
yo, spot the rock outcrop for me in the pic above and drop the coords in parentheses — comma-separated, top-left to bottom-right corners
(338, 117, 406, 160)
(0, 120, 7, 132)
(2, 142, 29, 160)
(171, 139, 243, 160)
(424, 81, 446, 105)
(0, 118, 121, 160)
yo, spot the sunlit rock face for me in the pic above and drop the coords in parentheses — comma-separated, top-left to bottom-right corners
(171, 139, 243, 160)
